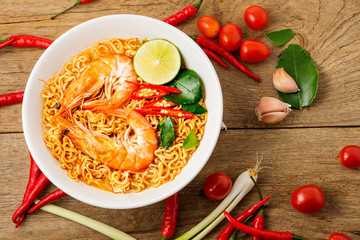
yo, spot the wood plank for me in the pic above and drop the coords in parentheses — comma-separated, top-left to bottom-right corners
(1, 0, 360, 240)
(1, 128, 359, 239)
(1, 0, 360, 132)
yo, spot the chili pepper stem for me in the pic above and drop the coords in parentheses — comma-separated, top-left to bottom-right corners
(293, 234, 308, 240)
(0, 37, 10, 43)
(229, 214, 253, 240)
(192, 0, 203, 9)
(51, 0, 82, 19)
(189, 35, 197, 41)
(163, 0, 203, 26)
(229, 229, 238, 240)
(0, 38, 15, 49)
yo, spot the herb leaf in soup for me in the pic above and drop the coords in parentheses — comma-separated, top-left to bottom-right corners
(163, 69, 203, 105)
(181, 103, 207, 115)
(183, 129, 199, 149)
(159, 117, 175, 149)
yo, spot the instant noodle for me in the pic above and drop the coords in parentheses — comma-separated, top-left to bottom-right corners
(41, 38, 207, 194)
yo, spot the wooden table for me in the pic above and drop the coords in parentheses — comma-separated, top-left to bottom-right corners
(1, 0, 359, 239)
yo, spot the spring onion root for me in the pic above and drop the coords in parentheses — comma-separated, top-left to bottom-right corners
(35, 200, 136, 240)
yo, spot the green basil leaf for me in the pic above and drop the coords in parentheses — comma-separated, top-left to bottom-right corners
(265, 29, 295, 47)
(159, 117, 175, 149)
(163, 69, 203, 104)
(276, 44, 319, 110)
(181, 103, 207, 115)
(182, 129, 199, 149)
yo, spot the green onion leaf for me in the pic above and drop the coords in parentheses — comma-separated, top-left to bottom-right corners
(182, 129, 199, 149)
(35, 200, 136, 240)
(160, 117, 175, 149)
(265, 29, 295, 47)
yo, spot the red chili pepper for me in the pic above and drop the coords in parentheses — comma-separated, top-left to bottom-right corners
(136, 106, 194, 118)
(0, 35, 52, 49)
(161, 193, 179, 240)
(12, 173, 50, 223)
(0, 92, 24, 107)
(217, 197, 271, 240)
(163, 0, 203, 26)
(250, 175, 265, 240)
(27, 189, 67, 214)
(200, 46, 228, 69)
(131, 87, 169, 99)
(51, 0, 96, 19)
(223, 211, 308, 240)
(0, 38, 15, 49)
(144, 99, 178, 108)
(127, 81, 181, 94)
(15, 152, 41, 228)
(190, 35, 261, 82)
(253, 208, 265, 240)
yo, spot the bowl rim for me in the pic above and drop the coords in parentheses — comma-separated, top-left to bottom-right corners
(22, 14, 223, 209)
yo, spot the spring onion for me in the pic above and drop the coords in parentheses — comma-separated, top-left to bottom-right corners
(175, 165, 259, 240)
(35, 200, 136, 240)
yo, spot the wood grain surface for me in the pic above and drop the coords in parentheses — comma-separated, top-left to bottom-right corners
(1, 0, 360, 239)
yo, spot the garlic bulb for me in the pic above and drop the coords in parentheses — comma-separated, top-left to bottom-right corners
(255, 97, 291, 124)
(273, 68, 299, 93)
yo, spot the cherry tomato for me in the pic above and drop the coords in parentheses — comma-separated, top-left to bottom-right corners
(197, 16, 220, 38)
(203, 172, 232, 200)
(240, 40, 271, 63)
(291, 185, 325, 214)
(218, 23, 243, 52)
(339, 145, 360, 168)
(328, 233, 351, 240)
(244, 5, 269, 30)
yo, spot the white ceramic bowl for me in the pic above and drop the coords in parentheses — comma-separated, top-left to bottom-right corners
(23, 14, 223, 209)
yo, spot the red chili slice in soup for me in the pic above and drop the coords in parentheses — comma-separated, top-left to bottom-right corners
(135, 106, 194, 118)
(144, 99, 178, 108)
(131, 87, 169, 99)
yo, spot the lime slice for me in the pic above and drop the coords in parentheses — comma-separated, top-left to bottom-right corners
(133, 39, 181, 85)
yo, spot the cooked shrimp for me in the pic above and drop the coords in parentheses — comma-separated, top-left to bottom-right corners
(81, 55, 138, 111)
(53, 54, 138, 119)
(56, 109, 158, 171)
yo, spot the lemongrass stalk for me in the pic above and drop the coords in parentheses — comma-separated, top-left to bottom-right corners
(175, 170, 251, 240)
(35, 200, 136, 240)
(192, 170, 257, 240)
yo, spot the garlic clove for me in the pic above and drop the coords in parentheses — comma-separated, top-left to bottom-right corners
(255, 97, 291, 124)
(256, 97, 291, 116)
(273, 68, 300, 93)
(259, 112, 288, 124)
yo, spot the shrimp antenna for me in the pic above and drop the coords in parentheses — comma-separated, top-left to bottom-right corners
(68, 110, 94, 136)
